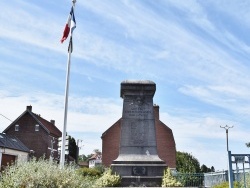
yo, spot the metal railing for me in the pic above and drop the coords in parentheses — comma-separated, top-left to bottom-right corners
(175, 173, 204, 187)
(204, 169, 250, 188)
(204, 171, 228, 187)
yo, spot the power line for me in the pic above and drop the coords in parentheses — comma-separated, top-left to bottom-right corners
(0, 114, 13, 122)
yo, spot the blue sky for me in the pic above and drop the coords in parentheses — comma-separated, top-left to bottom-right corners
(1, 0, 250, 171)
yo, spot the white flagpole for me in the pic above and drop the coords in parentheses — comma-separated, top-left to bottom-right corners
(60, 0, 76, 168)
(60, 46, 71, 168)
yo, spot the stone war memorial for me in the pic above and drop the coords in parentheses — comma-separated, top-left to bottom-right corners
(111, 80, 167, 187)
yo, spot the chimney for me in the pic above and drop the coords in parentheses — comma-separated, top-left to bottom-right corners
(26, 105, 32, 112)
(153, 104, 159, 120)
(50, 120, 55, 125)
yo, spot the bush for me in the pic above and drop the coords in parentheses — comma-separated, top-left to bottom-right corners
(95, 168, 121, 187)
(162, 168, 183, 187)
(93, 165, 106, 174)
(0, 158, 96, 188)
(76, 167, 101, 177)
(212, 181, 241, 188)
(243, 172, 250, 188)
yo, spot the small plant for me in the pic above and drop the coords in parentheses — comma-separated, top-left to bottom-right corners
(95, 168, 121, 187)
(162, 168, 183, 187)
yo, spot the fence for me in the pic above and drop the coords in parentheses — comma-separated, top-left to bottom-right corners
(204, 169, 250, 188)
(204, 171, 228, 187)
(175, 173, 204, 187)
(172, 169, 250, 188)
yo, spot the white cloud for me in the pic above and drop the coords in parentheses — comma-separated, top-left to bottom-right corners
(0, 1, 67, 55)
(179, 84, 250, 116)
(160, 111, 249, 170)
(0, 91, 121, 133)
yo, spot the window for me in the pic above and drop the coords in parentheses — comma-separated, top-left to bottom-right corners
(35, 124, 39, 131)
(15, 124, 19, 131)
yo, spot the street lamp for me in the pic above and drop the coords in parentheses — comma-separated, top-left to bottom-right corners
(220, 125, 233, 151)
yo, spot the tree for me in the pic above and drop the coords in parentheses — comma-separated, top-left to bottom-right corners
(211, 166, 215, 172)
(68, 136, 77, 160)
(246, 142, 250, 148)
(200, 164, 208, 173)
(200, 164, 215, 173)
(93, 149, 101, 154)
(78, 154, 92, 162)
(176, 151, 201, 173)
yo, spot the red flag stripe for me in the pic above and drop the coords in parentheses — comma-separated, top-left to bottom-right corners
(61, 7, 75, 43)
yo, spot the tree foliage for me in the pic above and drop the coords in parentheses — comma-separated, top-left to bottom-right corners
(176, 151, 201, 173)
(200, 164, 215, 173)
(93, 149, 101, 154)
(78, 154, 92, 162)
(176, 151, 215, 173)
(68, 136, 77, 160)
(246, 142, 250, 148)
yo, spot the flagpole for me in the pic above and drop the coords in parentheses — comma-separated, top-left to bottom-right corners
(60, 0, 76, 168)
(60, 46, 71, 168)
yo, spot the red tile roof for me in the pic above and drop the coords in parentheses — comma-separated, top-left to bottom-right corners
(32, 113, 62, 137)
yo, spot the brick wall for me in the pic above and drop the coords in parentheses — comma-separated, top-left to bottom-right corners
(101, 119, 121, 167)
(5, 113, 51, 159)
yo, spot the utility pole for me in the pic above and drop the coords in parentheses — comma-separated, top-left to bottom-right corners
(76, 139, 83, 164)
(48, 137, 57, 161)
(220, 125, 234, 151)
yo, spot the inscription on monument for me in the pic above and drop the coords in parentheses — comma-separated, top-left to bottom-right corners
(124, 107, 152, 118)
(130, 121, 148, 145)
(131, 122, 144, 145)
(124, 96, 152, 118)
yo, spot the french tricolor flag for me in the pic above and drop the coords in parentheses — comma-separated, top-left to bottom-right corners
(60, 6, 76, 43)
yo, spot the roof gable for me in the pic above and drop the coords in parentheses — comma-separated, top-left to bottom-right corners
(31, 113, 62, 137)
(3, 107, 62, 138)
(3, 110, 29, 133)
(101, 118, 121, 138)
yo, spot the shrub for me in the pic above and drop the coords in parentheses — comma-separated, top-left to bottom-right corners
(243, 172, 250, 188)
(76, 167, 101, 177)
(93, 164, 106, 174)
(0, 158, 96, 188)
(162, 168, 183, 187)
(212, 181, 241, 188)
(95, 168, 121, 187)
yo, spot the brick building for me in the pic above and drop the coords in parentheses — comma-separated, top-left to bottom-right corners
(3, 106, 62, 160)
(101, 105, 176, 168)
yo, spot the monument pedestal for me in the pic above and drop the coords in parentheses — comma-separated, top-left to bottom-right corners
(111, 80, 167, 187)
(112, 162, 166, 187)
